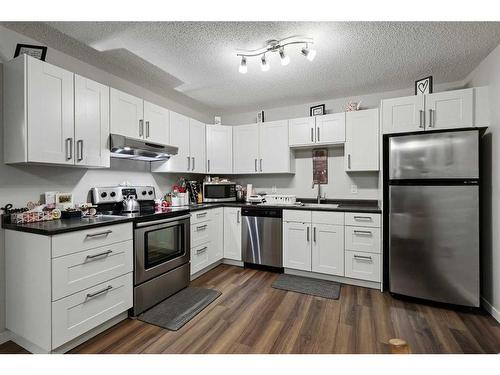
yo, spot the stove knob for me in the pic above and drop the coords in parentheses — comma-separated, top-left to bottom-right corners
(110, 192, 116, 197)
(100, 192, 107, 198)
(148, 190, 153, 195)
(142, 191, 147, 196)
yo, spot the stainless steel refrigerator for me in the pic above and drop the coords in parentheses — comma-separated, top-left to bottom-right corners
(387, 129, 480, 307)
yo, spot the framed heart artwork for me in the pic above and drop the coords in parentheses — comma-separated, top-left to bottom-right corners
(415, 76, 433, 95)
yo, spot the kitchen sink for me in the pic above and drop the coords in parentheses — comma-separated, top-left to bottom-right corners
(299, 203, 340, 209)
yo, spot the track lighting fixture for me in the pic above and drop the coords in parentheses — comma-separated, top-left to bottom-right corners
(236, 36, 315, 73)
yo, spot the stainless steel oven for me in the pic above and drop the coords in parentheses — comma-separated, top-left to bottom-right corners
(133, 214, 190, 315)
(203, 181, 236, 202)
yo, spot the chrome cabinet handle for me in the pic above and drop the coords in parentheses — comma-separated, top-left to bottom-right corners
(196, 246, 208, 254)
(259, 159, 263, 172)
(348, 154, 351, 169)
(86, 285, 112, 300)
(85, 230, 112, 238)
(208, 159, 210, 172)
(196, 212, 207, 218)
(86, 249, 113, 260)
(313, 227, 317, 242)
(428, 109, 434, 128)
(139, 119, 144, 137)
(196, 224, 208, 231)
(419, 110, 424, 128)
(65, 138, 73, 160)
(237, 210, 240, 223)
(354, 216, 372, 221)
(307, 226, 310, 242)
(353, 255, 373, 261)
(311, 128, 314, 142)
(192, 157, 195, 171)
(187, 156, 191, 171)
(354, 230, 372, 235)
(146, 121, 150, 138)
(77, 140, 84, 161)
(255, 159, 257, 172)
(317, 127, 320, 142)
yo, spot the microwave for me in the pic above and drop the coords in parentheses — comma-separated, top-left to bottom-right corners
(203, 182, 236, 202)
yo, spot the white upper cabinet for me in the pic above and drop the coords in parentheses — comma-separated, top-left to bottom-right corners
(259, 120, 292, 173)
(382, 88, 477, 134)
(425, 88, 473, 130)
(315, 113, 346, 145)
(289, 116, 316, 146)
(345, 108, 379, 172)
(143, 101, 169, 145)
(110, 88, 144, 140)
(233, 124, 260, 174)
(382, 95, 425, 134)
(206, 125, 233, 174)
(74, 75, 110, 168)
(189, 119, 206, 174)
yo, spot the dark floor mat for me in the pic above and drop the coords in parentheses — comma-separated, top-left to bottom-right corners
(272, 274, 341, 299)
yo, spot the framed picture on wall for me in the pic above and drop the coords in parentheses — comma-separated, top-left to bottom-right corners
(415, 76, 433, 95)
(310, 104, 325, 116)
(14, 43, 48, 61)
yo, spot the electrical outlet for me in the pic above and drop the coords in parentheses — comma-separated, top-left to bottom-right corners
(350, 184, 358, 194)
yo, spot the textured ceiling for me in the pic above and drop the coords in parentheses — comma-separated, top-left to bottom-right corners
(5, 22, 500, 113)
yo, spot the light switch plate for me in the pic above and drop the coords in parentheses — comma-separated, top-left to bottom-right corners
(350, 184, 358, 194)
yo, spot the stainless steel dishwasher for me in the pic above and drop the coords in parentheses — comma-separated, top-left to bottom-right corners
(241, 207, 283, 268)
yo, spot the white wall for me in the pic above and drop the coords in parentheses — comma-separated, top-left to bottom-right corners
(0, 26, 209, 336)
(463, 43, 500, 322)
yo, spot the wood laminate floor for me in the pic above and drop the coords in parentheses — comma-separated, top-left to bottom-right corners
(2, 265, 500, 354)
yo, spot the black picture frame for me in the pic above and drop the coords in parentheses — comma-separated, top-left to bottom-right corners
(415, 76, 433, 95)
(14, 43, 48, 61)
(310, 104, 325, 116)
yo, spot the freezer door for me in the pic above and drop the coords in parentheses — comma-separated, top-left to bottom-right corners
(389, 130, 479, 179)
(389, 185, 479, 307)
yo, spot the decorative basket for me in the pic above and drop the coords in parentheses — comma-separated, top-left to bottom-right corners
(264, 194, 297, 206)
(10, 211, 56, 224)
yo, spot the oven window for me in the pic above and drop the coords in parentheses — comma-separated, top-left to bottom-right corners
(206, 185, 228, 198)
(144, 224, 185, 269)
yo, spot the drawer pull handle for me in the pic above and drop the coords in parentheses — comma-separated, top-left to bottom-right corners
(354, 230, 372, 235)
(86, 230, 113, 238)
(86, 285, 113, 300)
(353, 255, 373, 261)
(196, 246, 208, 254)
(196, 224, 208, 231)
(86, 250, 113, 260)
(196, 212, 207, 218)
(353, 216, 372, 221)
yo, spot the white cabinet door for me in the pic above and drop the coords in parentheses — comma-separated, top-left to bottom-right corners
(425, 88, 473, 130)
(312, 224, 344, 276)
(209, 208, 224, 263)
(233, 124, 260, 173)
(27, 57, 75, 165)
(191, 243, 210, 275)
(345, 108, 379, 172)
(157, 111, 190, 172)
(189, 119, 206, 174)
(223, 207, 241, 261)
(315, 113, 346, 145)
(207, 125, 233, 174)
(144, 101, 169, 145)
(289, 117, 316, 146)
(283, 221, 311, 271)
(382, 95, 425, 134)
(110, 88, 144, 140)
(74, 75, 110, 168)
(259, 120, 291, 173)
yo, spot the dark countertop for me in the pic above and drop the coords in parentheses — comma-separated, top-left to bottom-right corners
(2, 199, 380, 236)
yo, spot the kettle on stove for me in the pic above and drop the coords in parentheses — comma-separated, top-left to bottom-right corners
(122, 195, 140, 213)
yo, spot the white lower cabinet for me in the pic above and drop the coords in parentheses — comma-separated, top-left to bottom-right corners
(344, 251, 381, 282)
(209, 208, 224, 263)
(223, 207, 242, 261)
(191, 243, 211, 275)
(311, 224, 344, 276)
(283, 221, 311, 271)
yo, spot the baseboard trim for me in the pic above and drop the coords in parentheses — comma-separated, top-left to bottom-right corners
(222, 259, 244, 267)
(285, 268, 381, 290)
(191, 260, 223, 281)
(481, 296, 500, 324)
(0, 330, 12, 345)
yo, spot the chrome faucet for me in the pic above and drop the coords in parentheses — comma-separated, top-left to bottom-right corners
(312, 181, 325, 204)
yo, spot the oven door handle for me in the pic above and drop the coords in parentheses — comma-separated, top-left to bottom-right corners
(135, 214, 191, 228)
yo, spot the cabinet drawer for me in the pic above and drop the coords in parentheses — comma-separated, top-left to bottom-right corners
(345, 227, 380, 254)
(345, 212, 380, 228)
(191, 220, 211, 247)
(52, 272, 133, 349)
(283, 209, 312, 223)
(312, 211, 344, 225)
(344, 251, 380, 282)
(52, 223, 133, 258)
(191, 210, 211, 224)
(191, 243, 210, 275)
(52, 240, 133, 301)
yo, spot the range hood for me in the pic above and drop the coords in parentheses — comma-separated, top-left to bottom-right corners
(110, 134, 178, 161)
